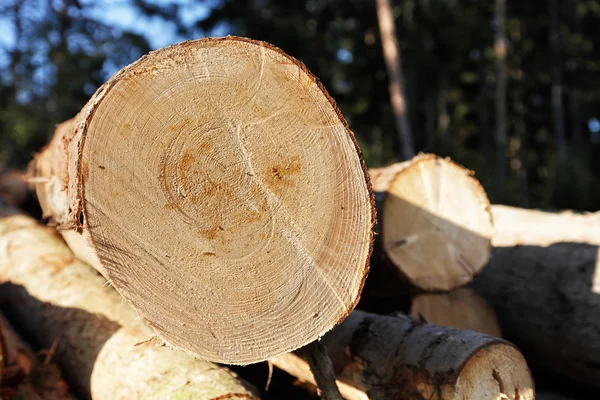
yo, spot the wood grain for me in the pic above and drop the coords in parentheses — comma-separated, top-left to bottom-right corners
(33, 37, 375, 364)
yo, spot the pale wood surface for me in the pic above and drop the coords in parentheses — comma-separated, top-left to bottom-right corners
(491, 204, 600, 247)
(33, 37, 375, 364)
(369, 155, 492, 291)
(409, 287, 502, 337)
(0, 210, 258, 399)
(273, 311, 533, 399)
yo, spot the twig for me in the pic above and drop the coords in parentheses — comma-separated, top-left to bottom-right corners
(302, 340, 343, 400)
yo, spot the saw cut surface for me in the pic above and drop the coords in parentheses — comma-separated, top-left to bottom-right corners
(79, 37, 374, 364)
(382, 156, 492, 291)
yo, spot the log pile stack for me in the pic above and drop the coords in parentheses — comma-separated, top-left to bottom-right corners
(0, 36, 593, 399)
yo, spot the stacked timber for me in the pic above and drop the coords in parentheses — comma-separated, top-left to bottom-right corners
(0, 207, 259, 399)
(474, 207, 600, 390)
(4, 35, 580, 399)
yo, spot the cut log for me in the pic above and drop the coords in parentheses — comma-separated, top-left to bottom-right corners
(0, 209, 258, 399)
(273, 310, 533, 399)
(472, 242, 600, 389)
(368, 154, 492, 292)
(0, 312, 72, 400)
(409, 287, 502, 337)
(491, 204, 600, 247)
(31, 37, 375, 364)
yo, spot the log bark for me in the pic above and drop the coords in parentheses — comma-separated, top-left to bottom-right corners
(409, 287, 502, 337)
(491, 204, 600, 247)
(0, 312, 72, 400)
(31, 36, 375, 364)
(367, 154, 493, 292)
(0, 209, 258, 399)
(472, 242, 600, 388)
(273, 310, 533, 399)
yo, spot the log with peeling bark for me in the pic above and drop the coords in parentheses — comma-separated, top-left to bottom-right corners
(272, 310, 533, 399)
(367, 154, 492, 292)
(472, 242, 600, 389)
(0, 312, 72, 400)
(31, 36, 375, 364)
(491, 204, 600, 247)
(0, 208, 258, 399)
(409, 287, 502, 337)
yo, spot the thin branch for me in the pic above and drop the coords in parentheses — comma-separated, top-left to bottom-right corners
(302, 340, 343, 400)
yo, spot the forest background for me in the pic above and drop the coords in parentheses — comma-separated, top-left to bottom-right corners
(1, 0, 599, 210)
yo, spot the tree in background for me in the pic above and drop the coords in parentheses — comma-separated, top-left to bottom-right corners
(376, 0, 414, 160)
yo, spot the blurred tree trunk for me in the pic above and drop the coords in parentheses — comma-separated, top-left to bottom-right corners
(438, 85, 449, 153)
(425, 93, 436, 151)
(478, 43, 490, 172)
(569, 89, 582, 147)
(548, 0, 567, 182)
(494, 0, 507, 200)
(512, 74, 529, 208)
(376, 0, 415, 160)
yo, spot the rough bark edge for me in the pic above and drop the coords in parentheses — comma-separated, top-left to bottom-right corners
(52, 36, 375, 363)
(380, 154, 493, 293)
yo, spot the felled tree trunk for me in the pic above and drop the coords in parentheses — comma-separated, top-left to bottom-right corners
(0, 208, 258, 399)
(272, 310, 533, 399)
(31, 36, 375, 364)
(409, 287, 502, 337)
(491, 204, 600, 247)
(472, 242, 600, 389)
(0, 312, 72, 400)
(367, 154, 493, 292)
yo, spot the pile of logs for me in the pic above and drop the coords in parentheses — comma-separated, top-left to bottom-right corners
(0, 36, 596, 399)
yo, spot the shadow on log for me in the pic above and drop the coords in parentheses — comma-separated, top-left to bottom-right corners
(473, 242, 600, 395)
(362, 190, 492, 310)
(0, 211, 259, 400)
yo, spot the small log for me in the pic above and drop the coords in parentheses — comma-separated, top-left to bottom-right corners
(491, 204, 600, 247)
(472, 242, 600, 389)
(0, 209, 258, 399)
(0, 312, 72, 400)
(32, 36, 375, 364)
(368, 154, 493, 292)
(273, 310, 533, 399)
(409, 287, 502, 337)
